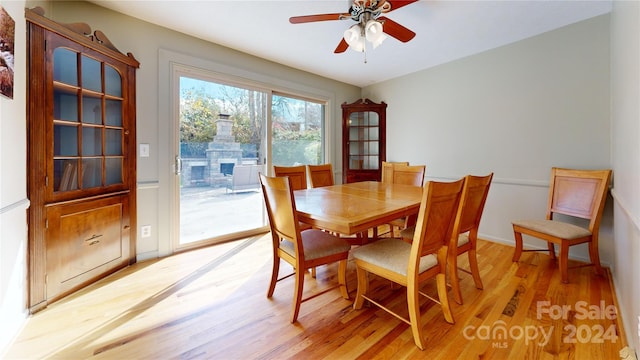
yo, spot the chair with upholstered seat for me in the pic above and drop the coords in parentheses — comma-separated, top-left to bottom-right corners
(401, 173, 493, 305)
(511, 167, 612, 284)
(352, 177, 465, 350)
(373, 161, 409, 239)
(307, 163, 334, 188)
(259, 173, 351, 323)
(307, 163, 351, 241)
(385, 164, 426, 237)
(273, 165, 308, 190)
(381, 161, 409, 183)
(273, 165, 312, 232)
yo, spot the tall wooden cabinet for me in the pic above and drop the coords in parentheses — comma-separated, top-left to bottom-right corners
(26, 7, 139, 312)
(342, 99, 387, 183)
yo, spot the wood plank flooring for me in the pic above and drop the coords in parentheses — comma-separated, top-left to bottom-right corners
(4, 234, 627, 359)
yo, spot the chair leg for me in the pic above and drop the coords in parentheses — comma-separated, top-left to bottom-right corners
(338, 259, 349, 299)
(449, 255, 463, 305)
(589, 239, 603, 275)
(353, 266, 369, 310)
(548, 242, 557, 260)
(311, 267, 316, 278)
(267, 257, 280, 298)
(290, 268, 305, 323)
(559, 242, 569, 284)
(468, 249, 484, 290)
(512, 230, 524, 262)
(407, 278, 426, 350)
(436, 273, 455, 324)
(388, 225, 396, 238)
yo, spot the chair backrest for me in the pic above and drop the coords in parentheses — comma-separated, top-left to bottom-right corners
(307, 164, 334, 188)
(381, 161, 409, 183)
(455, 173, 494, 235)
(259, 173, 303, 255)
(232, 165, 252, 185)
(273, 165, 308, 190)
(547, 167, 612, 232)
(409, 178, 465, 266)
(391, 164, 426, 187)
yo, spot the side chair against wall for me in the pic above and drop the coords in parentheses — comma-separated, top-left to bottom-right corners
(386, 164, 426, 237)
(259, 173, 351, 323)
(307, 163, 334, 188)
(351, 177, 465, 350)
(511, 167, 612, 284)
(401, 173, 494, 305)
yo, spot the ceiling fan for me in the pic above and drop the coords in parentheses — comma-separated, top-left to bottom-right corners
(289, 0, 418, 54)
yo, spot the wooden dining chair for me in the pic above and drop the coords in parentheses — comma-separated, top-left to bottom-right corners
(401, 173, 493, 305)
(273, 165, 308, 190)
(259, 173, 351, 323)
(307, 163, 351, 241)
(307, 163, 334, 188)
(351, 177, 465, 350)
(386, 164, 426, 237)
(273, 165, 312, 232)
(512, 167, 612, 284)
(381, 161, 409, 183)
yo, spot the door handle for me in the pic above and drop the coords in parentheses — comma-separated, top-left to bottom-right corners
(175, 155, 182, 175)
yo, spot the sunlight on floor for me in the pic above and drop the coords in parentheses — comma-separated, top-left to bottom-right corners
(8, 235, 273, 358)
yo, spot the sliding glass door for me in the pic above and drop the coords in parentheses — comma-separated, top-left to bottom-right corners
(272, 93, 325, 167)
(175, 76, 326, 249)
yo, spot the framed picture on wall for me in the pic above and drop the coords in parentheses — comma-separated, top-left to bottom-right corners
(0, 6, 15, 99)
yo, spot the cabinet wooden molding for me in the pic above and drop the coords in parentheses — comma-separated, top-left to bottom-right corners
(342, 98, 387, 183)
(26, 7, 139, 312)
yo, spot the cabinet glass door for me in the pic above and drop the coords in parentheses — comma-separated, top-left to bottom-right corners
(51, 47, 124, 194)
(348, 110, 380, 171)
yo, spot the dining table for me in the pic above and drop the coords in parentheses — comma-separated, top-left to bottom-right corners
(293, 181, 423, 243)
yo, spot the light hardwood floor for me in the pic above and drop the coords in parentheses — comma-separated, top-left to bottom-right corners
(4, 234, 627, 359)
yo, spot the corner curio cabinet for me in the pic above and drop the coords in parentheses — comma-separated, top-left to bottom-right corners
(26, 7, 139, 312)
(342, 99, 387, 183)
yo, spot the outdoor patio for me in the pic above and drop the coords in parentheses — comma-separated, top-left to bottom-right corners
(180, 185, 265, 244)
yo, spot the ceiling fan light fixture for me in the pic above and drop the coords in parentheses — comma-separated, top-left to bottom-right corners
(289, 0, 418, 55)
(365, 20, 387, 48)
(344, 25, 365, 52)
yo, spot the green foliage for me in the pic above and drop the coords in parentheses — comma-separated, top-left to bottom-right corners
(272, 125, 321, 165)
(180, 81, 323, 164)
(180, 88, 219, 145)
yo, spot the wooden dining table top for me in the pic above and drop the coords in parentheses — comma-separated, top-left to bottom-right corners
(294, 181, 423, 236)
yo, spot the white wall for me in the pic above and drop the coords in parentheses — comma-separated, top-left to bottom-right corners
(363, 11, 640, 349)
(363, 15, 612, 262)
(611, 0, 640, 352)
(0, 0, 28, 353)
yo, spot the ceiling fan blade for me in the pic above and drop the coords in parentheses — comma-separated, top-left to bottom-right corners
(383, 0, 419, 12)
(379, 16, 416, 42)
(289, 13, 350, 24)
(334, 38, 349, 53)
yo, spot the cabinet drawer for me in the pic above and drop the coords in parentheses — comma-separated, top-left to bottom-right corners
(46, 195, 129, 298)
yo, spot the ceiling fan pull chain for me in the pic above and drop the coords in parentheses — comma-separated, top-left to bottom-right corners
(363, 43, 368, 64)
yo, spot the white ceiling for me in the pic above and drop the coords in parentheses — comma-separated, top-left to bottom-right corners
(89, 0, 612, 88)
